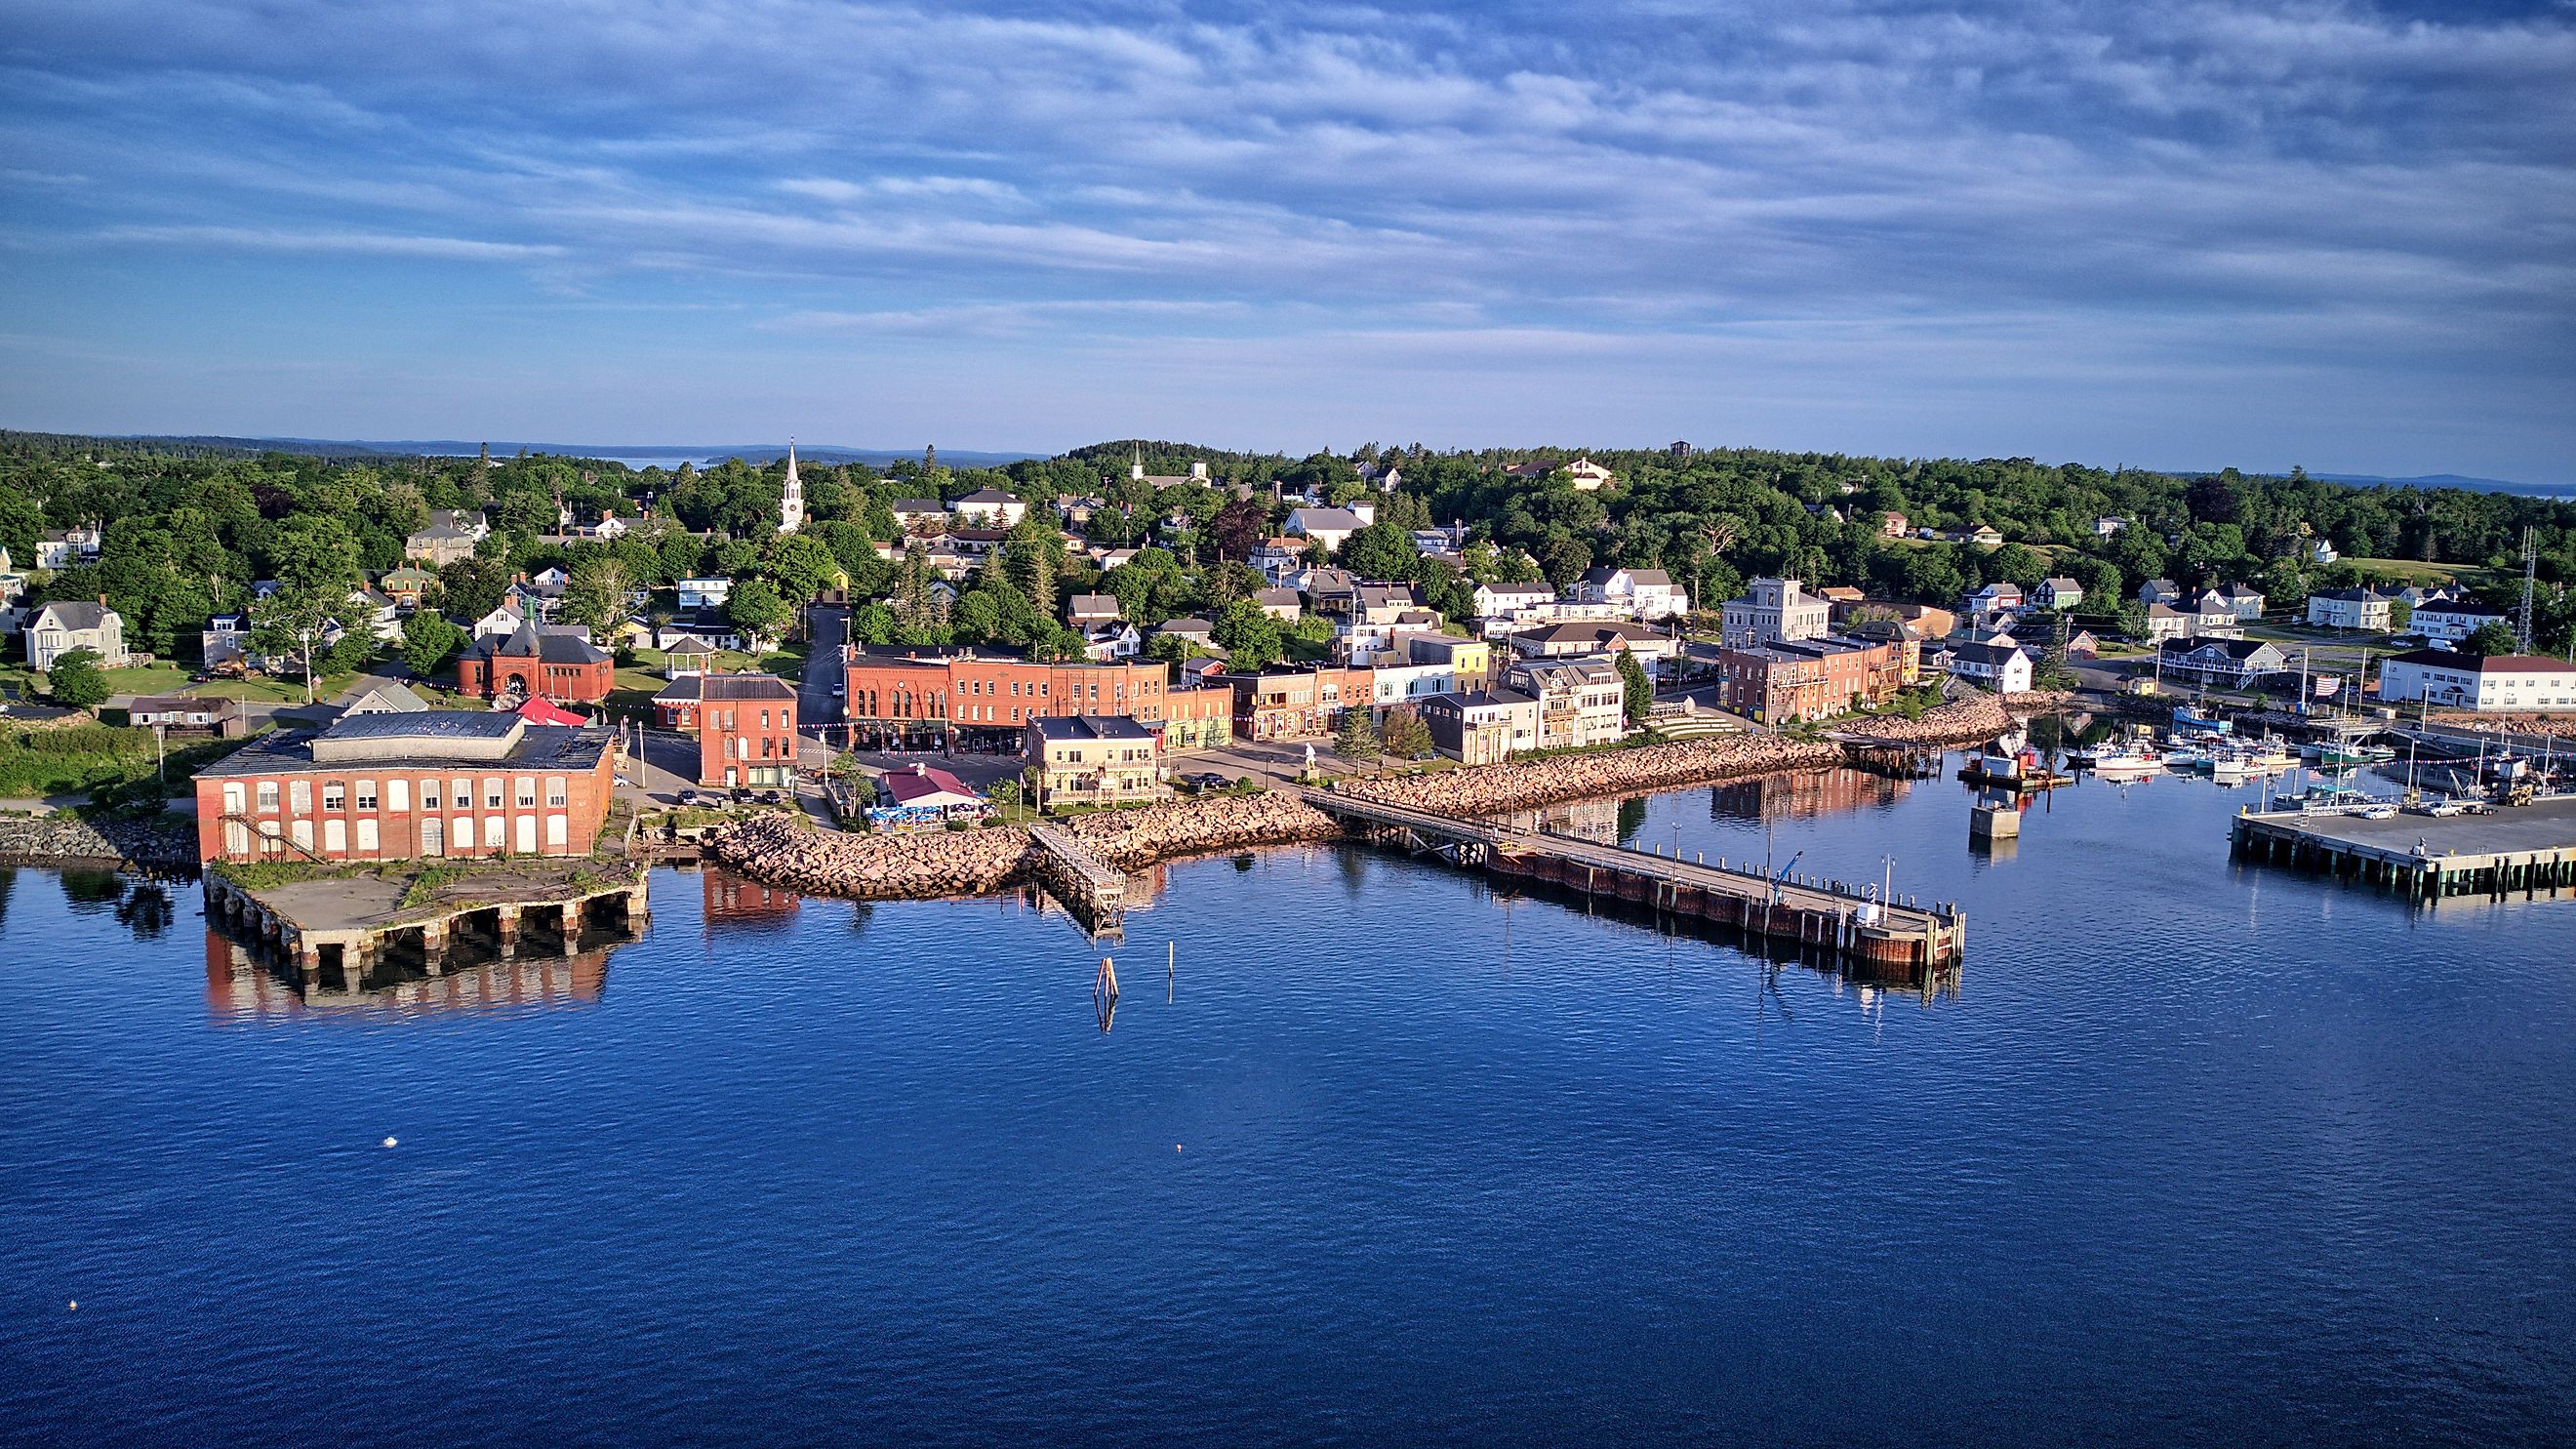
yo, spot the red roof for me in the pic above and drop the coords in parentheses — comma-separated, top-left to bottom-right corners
(516, 696, 590, 726)
(881, 764, 981, 807)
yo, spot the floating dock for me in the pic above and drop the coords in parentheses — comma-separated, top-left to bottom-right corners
(2231, 796, 2576, 901)
(1307, 789, 1964, 969)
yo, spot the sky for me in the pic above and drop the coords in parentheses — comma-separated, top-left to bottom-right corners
(2, 0, 2571, 480)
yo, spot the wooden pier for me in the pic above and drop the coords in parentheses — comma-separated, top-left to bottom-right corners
(1306, 789, 1965, 969)
(2232, 795, 2576, 902)
(1027, 825, 1129, 935)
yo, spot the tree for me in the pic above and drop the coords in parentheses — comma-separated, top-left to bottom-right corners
(400, 610, 463, 678)
(727, 577, 793, 652)
(44, 648, 109, 708)
(1212, 597, 1284, 670)
(1615, 649, 1653, 725)
(1208, 497, 1268, 561)
(1339, 520, 1421, 581)
(560, 553, 632, 644)
(249, 585, 339, 704)
(1380, 705, 1431, 762)
(2462, 619, 2519, 657)
(1333, 709, 1382, 773)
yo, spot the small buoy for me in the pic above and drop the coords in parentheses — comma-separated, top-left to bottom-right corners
(382, 1137, 398, 1148)
(1175, 1144, 1183, 1152)
(67, 1301, 77, 1310)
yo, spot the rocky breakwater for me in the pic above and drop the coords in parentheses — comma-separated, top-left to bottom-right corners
(0, 810, 198, 872)
(1339, 734, 1846, 818)
(1062, 790, 1340, 870)
(1845, 692, 2054, 748)
(709, 814, 1036, 900)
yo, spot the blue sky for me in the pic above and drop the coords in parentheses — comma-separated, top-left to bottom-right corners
(3, 0, 2571, 480)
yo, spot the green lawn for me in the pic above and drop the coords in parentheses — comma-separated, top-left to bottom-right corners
(2338, 557, 2489, 587)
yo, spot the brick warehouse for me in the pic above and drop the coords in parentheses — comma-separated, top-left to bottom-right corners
(192, 712, 618, 864)
(688, 673, 800, 787)
(840, 647, 1186, 748)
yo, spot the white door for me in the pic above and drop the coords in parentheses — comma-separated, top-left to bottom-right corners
(514, 815, 537, 854)
(422, 818, 445, 857)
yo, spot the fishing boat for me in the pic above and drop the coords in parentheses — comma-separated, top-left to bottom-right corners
(2317, 742, 2396, 769)
(2171, 704, 2234, 739)
(2084, 742, 2165, 779)
(1964, 728, 2040, 785)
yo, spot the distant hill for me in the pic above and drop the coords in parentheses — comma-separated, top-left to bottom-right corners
(0, 429, 1040, 469)
(2307, 471, 2573, 499)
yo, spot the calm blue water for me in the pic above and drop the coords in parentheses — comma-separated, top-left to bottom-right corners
(3, 763, 2572, 1446)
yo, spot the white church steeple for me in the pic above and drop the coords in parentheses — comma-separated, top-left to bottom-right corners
(779, 438, 803, 533)
(1131, 445, 1145, 483)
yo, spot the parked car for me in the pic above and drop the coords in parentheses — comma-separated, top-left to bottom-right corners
(677, 788, 705, 807)
(1177, 771, 1230, 792)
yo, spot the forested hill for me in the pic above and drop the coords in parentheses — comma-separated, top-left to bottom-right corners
(0, 432, 2568, 663)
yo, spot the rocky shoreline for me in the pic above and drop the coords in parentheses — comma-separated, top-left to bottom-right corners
(0, 811, 199, 873)
(708, 690, 2061, 904)
(706, 791, 1343, 903)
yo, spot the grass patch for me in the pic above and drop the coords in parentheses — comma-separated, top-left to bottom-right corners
(0, 723, 254, 800)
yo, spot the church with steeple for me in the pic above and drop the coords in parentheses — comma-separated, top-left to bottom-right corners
(779, 440, 803, 533)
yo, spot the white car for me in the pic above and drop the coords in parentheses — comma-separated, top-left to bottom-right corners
(2355, 804, 2398, 820)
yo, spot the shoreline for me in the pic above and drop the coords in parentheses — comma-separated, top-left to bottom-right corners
(709, 691, 2043, 904)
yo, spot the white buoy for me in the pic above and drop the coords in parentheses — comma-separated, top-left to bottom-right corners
(382, 1136, 398, 1148)
(67, 1301, 77, 1310)
(1175, 1144, 1183, 1152)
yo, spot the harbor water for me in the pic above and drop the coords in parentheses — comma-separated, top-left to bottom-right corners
(2, 761, 2571, 1445)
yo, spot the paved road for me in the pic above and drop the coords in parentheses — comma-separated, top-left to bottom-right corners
(797, 605, 847, 747)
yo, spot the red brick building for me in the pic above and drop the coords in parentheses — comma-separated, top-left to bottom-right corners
(458, 622, 616, 704)
(839, 648, 1180, 747)
(688, 674, 799, 787)
(1708, 635, 1905, 724)
(192, 711, 619, 864)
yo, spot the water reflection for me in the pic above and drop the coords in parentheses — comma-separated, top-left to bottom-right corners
(205, 929, 618, 1020)
(1709, 767, 1916, 823)
(35, 868, 179, 941)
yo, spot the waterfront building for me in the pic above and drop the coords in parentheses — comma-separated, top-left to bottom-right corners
(2156, 637, 2288, 690)
(1217, 665, 1377, 742)
(841, 647, 1179, 748)
(1945, 640, 2033, 694)
(458, 621, 616, 704)
(23, 599, 128, 669)
(191, 711, 617, 864)
(1419, 689, 1541, 764)
(2378, 651, 2576, 711)
(1027, 715, 1164, 806)
(2306, 587, 2393, 631)
(1500, 657, 1626, 749)
(873, 762, 990, 825)
(692, 674, 800, 788)
(1706, 636, 1905, 723)
(1718, 578, 1831, 648)
(1156, 684, 1233, 751)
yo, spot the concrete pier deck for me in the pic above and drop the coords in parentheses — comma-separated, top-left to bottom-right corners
(206, 862, 650, 979)
(2232, 796, 2576, 900)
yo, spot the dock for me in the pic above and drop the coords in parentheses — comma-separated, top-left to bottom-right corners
(2232, 795, 2576, 901)
(1306, 789, 1965, 969)
(205, 865, 650, 982)
(1026, 824, 1128, 935)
